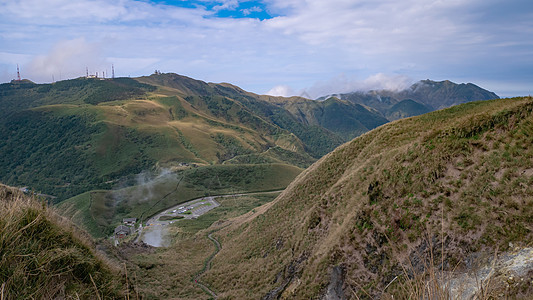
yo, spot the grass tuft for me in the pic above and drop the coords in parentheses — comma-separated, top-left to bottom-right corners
(0, 184, 125, 299)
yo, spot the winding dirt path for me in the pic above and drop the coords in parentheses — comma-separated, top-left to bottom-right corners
(193, 231, 223, 299)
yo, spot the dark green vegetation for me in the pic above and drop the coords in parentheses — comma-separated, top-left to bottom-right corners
(386, 99, 432, 121)
(270, 96, 390, 140)
(192, 97, 533, 299)
(0, 184, 125, 299)
(323, 79, 499, 121)
(0, 73, 392, 203)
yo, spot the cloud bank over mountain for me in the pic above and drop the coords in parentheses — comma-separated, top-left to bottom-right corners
(1, 0, 531, 97)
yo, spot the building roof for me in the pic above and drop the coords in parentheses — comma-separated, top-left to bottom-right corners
(114, 225, 131, 234)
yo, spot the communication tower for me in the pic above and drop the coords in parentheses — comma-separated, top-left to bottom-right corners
(16, 64, 21, 81)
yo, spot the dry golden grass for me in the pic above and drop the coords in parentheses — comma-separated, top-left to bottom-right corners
(197, 97, 533, 299)
(0, 184, 126, 299)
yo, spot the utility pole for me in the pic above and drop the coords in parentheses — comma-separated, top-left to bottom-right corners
(16, 64, 21, 81)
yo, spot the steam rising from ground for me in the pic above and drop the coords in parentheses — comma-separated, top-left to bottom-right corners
(26, 38, 110, 82)
(112, 168, 176, 206)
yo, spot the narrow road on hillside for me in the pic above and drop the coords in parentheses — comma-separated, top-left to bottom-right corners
(193, 230, 223, 299)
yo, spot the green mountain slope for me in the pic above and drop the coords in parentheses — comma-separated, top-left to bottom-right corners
(200, 97, 533, 299)
(386, 98, 432, 120)
(0, 184, 125, 298)
(263, 96, 389, 140)
(0, 73, 391, 201)
(139, 74, 350, 157)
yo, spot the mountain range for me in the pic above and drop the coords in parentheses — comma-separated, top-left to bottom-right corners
(319, 79, 499, 121)
(0, 73, 498, 201)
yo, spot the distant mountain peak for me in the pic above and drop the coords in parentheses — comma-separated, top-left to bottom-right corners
(316, 79, 498, 121)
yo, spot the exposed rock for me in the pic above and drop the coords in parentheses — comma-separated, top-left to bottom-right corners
(322, 265, 346, 300)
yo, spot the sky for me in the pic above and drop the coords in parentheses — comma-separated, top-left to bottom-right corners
(0, 0, 531, 98)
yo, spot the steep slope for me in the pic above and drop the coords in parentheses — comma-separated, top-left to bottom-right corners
(334, 79, 499, 120)
(262, 96, 389, 140)
(201, 97, 533, 299)
(139, 73, 348, 157)
(0, 184, 125, 298)
(386, 99, 432, 121)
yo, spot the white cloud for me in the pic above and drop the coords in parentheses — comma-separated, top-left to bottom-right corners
(0, 0, 531, 97)
(212, 0, 239, 12)
(2, 0, 128, 24)
(265, 0, 467, 51)
(359, 73, 413, 92)
(266, 85, 295, 97)
(267, 73, 413, 99)
(26, 38, 109, 82)
(242, 6, 263, 16)
(303, 73, 413, 99)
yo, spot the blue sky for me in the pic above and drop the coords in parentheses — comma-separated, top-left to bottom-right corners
(149, 0, 276, 19)
(0, 0, 531, 98)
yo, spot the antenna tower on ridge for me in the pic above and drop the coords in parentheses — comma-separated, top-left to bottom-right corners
(86, 67, 89, 78)
(16, 64, 21, 81)
(112, 64, 115, 79)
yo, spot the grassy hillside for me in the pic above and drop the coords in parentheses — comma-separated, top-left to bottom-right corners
(140, 74, 350, 157)
(0, 184, 125, 298)
(0, 76, 305, 200)
(1, 73, 371, 201)
(199, 97, 533, 299)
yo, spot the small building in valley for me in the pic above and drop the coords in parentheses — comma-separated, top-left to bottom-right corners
(123, 218, 137, 226)
(114, 225, 131, 239)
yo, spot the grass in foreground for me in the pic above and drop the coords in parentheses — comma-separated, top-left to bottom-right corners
(0, 184, 125, 299)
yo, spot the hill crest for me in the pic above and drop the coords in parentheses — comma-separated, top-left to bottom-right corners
(200, 96, 533, 299)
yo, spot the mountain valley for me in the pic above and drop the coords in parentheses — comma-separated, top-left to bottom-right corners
(2, 73, 529, 299)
